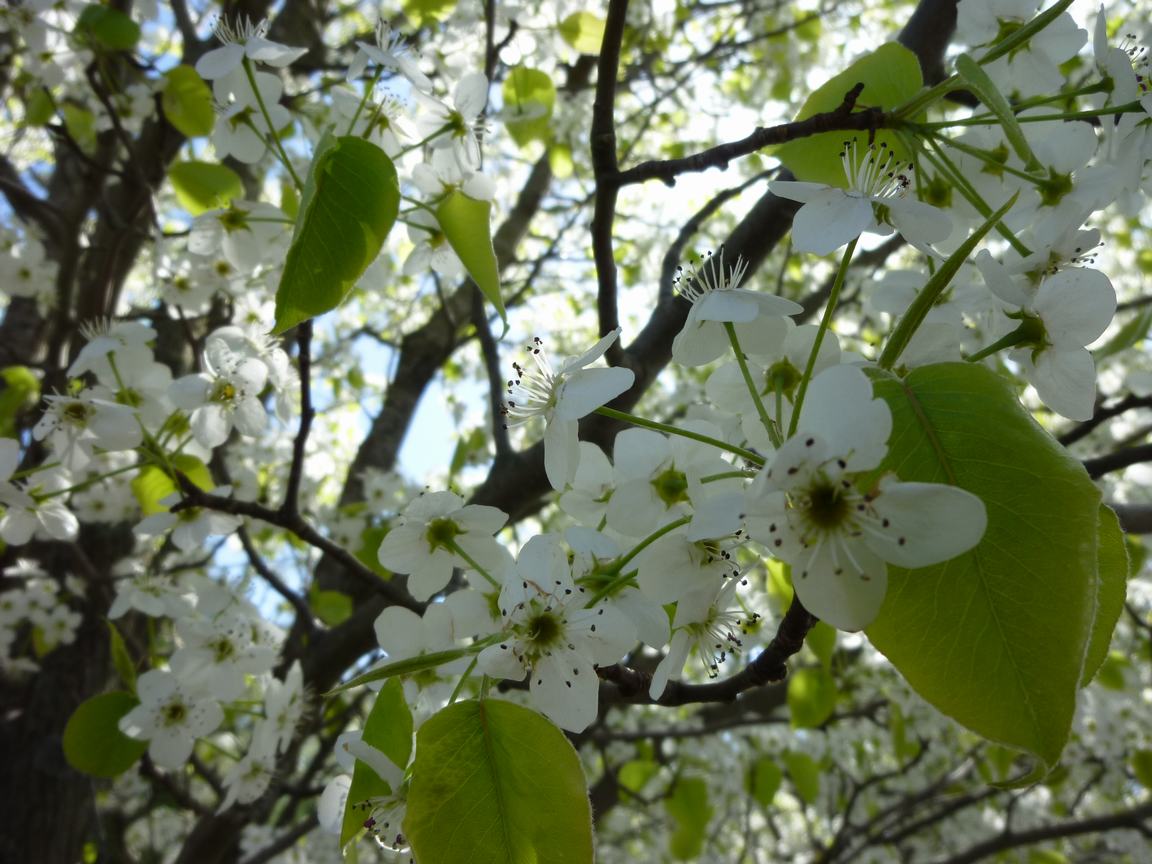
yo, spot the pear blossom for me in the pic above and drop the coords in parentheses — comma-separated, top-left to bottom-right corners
(347, 20, 432, 92)
(170, 611, 278, 700)
(477, 535, 634, 731)
(605, 424, 733, 538)
(67, 319, 156, 379)
(501, 329, 635, 491)
(119, 669, 224, 769)
(671, 249, 802, 366)
(1014, 269, 1117, 420)
(194, 16, 307, 82)
(217, 748, 276, 812)
(188, 200, 291, 273)
(170, 339, 270, 449)
(253, 661, 305, 756)
(744, 365, 987, 631)
(769, 139, 952, 256)
(414, 72, 489, 171)
(376, 490, 509, 601)
(33, 393, 142, 470)
(649, 575, 758, 699)
(0, 450, 79, 546)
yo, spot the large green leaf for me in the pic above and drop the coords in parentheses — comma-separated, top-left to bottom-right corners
(775, 42, 923, 186)
(665, 776, 712, 860)
(341, 678, 413, 849)
(503, 67, 556, 147)
(168, 162, 243, 216)
(1082, 505, 1128, 685)
(274, 137, 400, 333)
(0, 365, 40, 438)
(63, 692, 148, 778)
(867, 363, 1101, 773)
(782, 751, 820, 804)
(406, 699, 593, 864)
(162, 66, 215, 138)
(436, 190, 505, 330)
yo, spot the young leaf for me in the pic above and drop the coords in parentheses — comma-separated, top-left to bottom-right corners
(955, 54, 1042, 173)
(63, 692, 148, 778)
(326, 646, 473, 695)
(274, 137, 400, 334)
(161, 67, 215, 139)
(665, 776, 712, 860)
(774, 43, 923, 186)
(406, 699, 594, 864)
(783, 751, 821, 804)
(747, 757, 783, 808)
(559, 12, 606, 54)
(867, 363, 1102, 773)
(787, 667, 837, 728)
(341, 678, 412, 849)
(168, 162, 244, 216)
(436, 190, 505, 330)
(503, 67, 556, 147)
(106, 620, 137, 693)
(131, 455, 213, 515)
(77, 4, 141, 51)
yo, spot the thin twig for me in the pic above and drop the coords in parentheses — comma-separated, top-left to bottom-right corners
(237, 524, 315, 630)
(281, 320, 314, 518)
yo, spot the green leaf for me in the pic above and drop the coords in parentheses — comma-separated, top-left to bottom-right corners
(168, 162, 244, 216)
(62, 104, 96, 152)
(559, 12, 606, 54)
(787, 667, 837, 728)
(503, 67, 556, 148)
(402, 0, 456, 25)
(341, 678, 412, 849)
(355, 522, 392, 579)
(274, 137, 400, 333)
(783, 751, 820, 804)
(161, 66, 215, 138)
(106, 620, 136, 693)
(775, 43, 923, 186)
(406, 699, 594, 864)
(955, 54, 1041, 172)
(748, 757, 783, 808)
(78, 4, 141, 51)
(63, 692, 148, 778)
(326, 646, 474, 695)
(619, 759, 660, 793)
(309, 588, 352, 627)
(0, 366, 41, 438)
(1082, 505, 1128, 686)
(665, 776, 712, 860)
(1131, 749, 1152, 789)
(1093, 651, 1128, 691)
(866, 363, 1101, 772)
(436, 190, 505, 330)
(24, 88, 55, 127)
(806, 621, 837, 669)
(130, 455, 213, 515)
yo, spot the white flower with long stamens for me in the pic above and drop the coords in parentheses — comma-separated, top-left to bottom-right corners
(477, 535, 634, 732)
(649, 575, 759, 699)
(414, 72, 490, 171)
(502, 329, 635, 491)
(745, 365, 987, 631)
(769, 139, 952, 256)
(348, 20, 432, 92)
(194, 16, 307, 81)
(671, 248, 802, 366)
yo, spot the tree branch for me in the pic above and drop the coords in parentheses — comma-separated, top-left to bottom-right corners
(590, 0, 629, 361)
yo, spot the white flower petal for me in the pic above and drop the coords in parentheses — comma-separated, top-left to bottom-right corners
(544, 418, 580, 491)
(791, 191, 873, 256)
(554, 366, 635, 421)
(793, 545, 888, 632)
(866, 481, 987, 568)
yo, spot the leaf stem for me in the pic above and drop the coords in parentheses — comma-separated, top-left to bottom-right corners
(594, 406, 764, 466)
